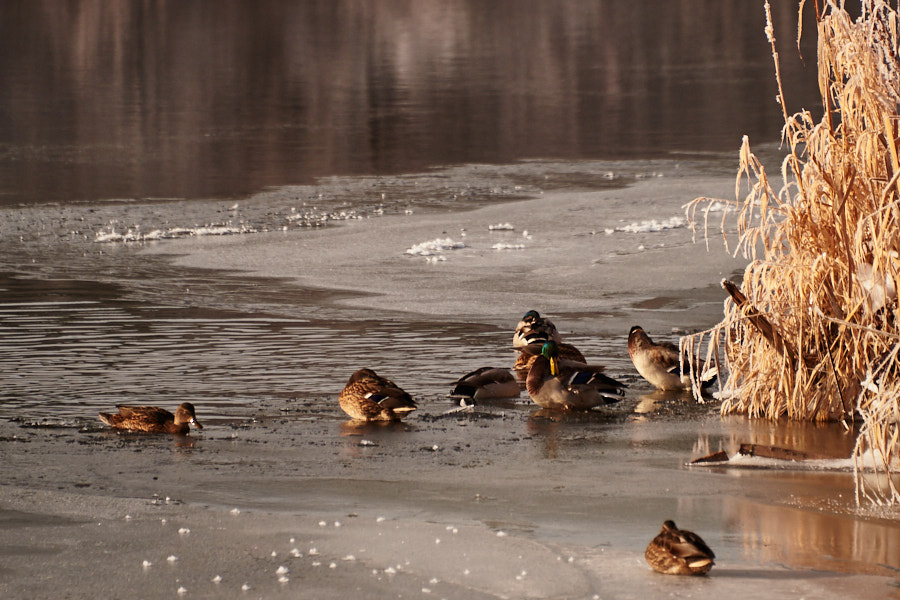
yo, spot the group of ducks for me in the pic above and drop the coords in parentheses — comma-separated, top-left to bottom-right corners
(339, 309, 715, 421)
(96, 309, 717, 576)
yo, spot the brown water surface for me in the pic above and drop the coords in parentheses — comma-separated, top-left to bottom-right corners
(0, 1, 819, 205)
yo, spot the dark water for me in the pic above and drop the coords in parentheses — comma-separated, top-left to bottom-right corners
(0, 0, 819, 206)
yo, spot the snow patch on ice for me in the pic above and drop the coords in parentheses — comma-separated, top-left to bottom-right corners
(405, 238, 467, 258)
(617, 216, 686, 233)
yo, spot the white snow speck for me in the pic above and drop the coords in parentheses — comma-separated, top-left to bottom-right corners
(276, 565, 289, 575)
(211, 575, 222, 584)
(142, 560, 152, 568)
(166, 555, 178, 563)
(177, 586, 187, 595)
(178, 527, 190, 535)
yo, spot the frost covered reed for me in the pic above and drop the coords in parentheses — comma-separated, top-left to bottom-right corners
(684, 0, 900, 503)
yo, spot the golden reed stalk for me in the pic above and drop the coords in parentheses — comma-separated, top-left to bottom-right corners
(684, 0, 900, 503)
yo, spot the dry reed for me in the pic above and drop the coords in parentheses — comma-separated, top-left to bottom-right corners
(684, 0, 900, 503)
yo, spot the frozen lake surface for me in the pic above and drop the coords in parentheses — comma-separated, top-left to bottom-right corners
(2, 158, 900, 599)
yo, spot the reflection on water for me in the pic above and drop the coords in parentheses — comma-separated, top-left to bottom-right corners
(697, 415, 858, 460)
(725, 498, 900, 576)
(0, 0, 819, 205)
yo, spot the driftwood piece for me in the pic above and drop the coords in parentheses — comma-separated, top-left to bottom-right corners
(690, 450, 730, 464)
(737, 443, 842, 461)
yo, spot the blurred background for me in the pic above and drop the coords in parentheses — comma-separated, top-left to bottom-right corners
(0, 1, 820, 206)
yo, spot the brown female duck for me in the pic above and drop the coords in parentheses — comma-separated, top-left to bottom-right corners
(628, 326, 716, 391)
(98, 402, 203, 434)
(338, 368, 417, 421)
(645, 520, 716, 576)
(513, 310, 562, 349)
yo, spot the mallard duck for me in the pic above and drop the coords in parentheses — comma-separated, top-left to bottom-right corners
(449, 367, 520, 401)
(513, 310, 562, 349)
(98, 403, 203, 434)
(338, 368, 417, 421)
(514, 341, 586, 374)
(645, 520, 716, 576)
(525, 341, 626, 410)
(628, 326, 716, 391)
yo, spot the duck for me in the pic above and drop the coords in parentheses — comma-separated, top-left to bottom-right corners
(449, 367, 520, 402)
(98, 402, 203, 434)
(514, 340, 586, 374)
(525, 341, 626, 410)
(645, 520, 716, 576)
(628, 326, 716, 391)
(338, 368, 417, 421)
(512, 310, 562, 349)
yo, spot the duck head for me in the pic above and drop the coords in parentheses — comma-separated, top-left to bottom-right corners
(176, 402, 203, 430)
(541, 341, 560, 376)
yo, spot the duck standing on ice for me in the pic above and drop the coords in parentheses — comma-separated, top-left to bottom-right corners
(628, 326, 716, 391)
(525, 341, 625, 410)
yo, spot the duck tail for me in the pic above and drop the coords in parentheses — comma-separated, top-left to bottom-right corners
(98, 412, 114, 426)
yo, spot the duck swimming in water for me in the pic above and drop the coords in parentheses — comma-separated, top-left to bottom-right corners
(98, 402, 203, 434)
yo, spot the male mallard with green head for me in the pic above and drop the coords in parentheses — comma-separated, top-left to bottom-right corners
(645, 520, 715, 575)
(525, 341, 625, 410)
(338, 368, 417, 421)
(98, 402, 203, 434)
(628, 326, 716, 391)
(514, 340, 586, 374)
(449, 367, 520, 402)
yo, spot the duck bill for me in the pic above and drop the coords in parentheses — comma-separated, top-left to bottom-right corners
(191, 418, 203, 430)
(549, 356, 559, 377)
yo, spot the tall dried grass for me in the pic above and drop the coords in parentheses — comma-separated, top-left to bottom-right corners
(684, 0, 900, 503)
